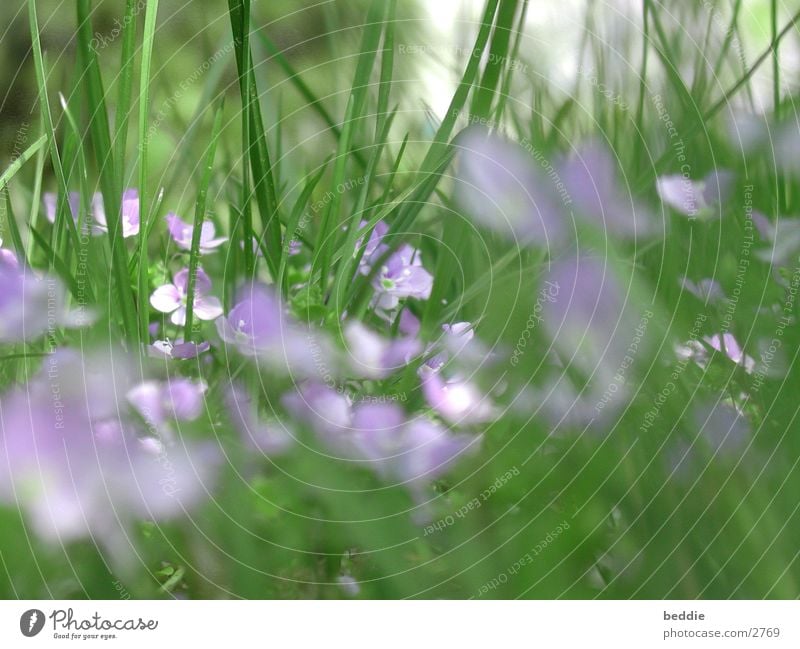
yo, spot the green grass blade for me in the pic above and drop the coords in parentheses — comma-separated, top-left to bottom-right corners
(136, 0, 159, 343)
(388, 0, 500, 243)
(493, 0, 528, 124)
(470, 0, 519, 120)
(27, 1, 79, 260)
(0, 134, 46, 197)
(228, 0, 283, 279)
(374, 0, 396, 141)
(3, 191, 25, 261)
(329, 110, 397, 317)
(183, 99, 225, 341)
(113, 0, 139, 180)
(76, 0, 138, 341)
(277, 163, 328, 294)
(313, 0, 388, 289)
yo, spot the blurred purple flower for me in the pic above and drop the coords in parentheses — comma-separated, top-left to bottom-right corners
(755, 215, 800, 267)
(343, 322, 421, 379)
(224, 383, 293, 456)
(216, 283, 285, 356)
(675, 332, 755, 374)
(149, 338, 210, 360)
(454, 126, 565, 245)
(42, 191, 80, 225)
(165, 212, 227, 254)
(127, 378, 207, 432)
(692, 400, 750, 457)
(656, 169, 734, 218)
(0, 263, 95, 343)
(93, 189, 140, 238)
(217, 283, 336, 377)
(283, 382, 353, 454)
(558, 140, 657, 237)
(353, 404, 477, 492)
(287, 385, 478, 493)
(543, 256, 642, 383)
(398, 309, 421, 337)
(150, 267, 223, 326)
(705, 333, 755, 374)
(0, 349, 219, 557)
(680, 277, 726, 304)
(538, 255, 652, 428)
(356, 220, 389, 272)
(0, 238, 19, 270)
(336, 574, 360, 597)
(419, 365, 494, 425)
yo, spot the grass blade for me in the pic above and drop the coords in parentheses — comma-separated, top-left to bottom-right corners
(312, 0, 388, 289)
(136, 0, 159, 342)
(183, 99, 225, 341)
(76, 0, 138, 341)
(27, 1, 79, 260)
(113, 0, 139, 180)
(228, 0, 282, 279)
(470, 0, 519, 120)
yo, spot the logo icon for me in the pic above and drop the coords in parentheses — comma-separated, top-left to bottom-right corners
(20, 609, 45, 637)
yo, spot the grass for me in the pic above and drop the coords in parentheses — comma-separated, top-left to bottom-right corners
(1, 0, 800, 600)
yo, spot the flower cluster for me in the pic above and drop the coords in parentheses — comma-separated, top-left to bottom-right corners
(0, 350, 218, 562)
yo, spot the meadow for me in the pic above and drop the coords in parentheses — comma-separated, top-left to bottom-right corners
(0, 0, 799, 599)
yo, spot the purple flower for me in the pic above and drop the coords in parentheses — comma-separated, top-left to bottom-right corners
(0, 264, 94, 342)
(356, 220, 390, 271)
(681, 277, 726, 304)
(543, 256, 640, 381)
(656, 169, 734, 218)
(224, 383, 293, 456)
(216, 283, 284, 356)
(454, 126, 565, 245)
(398, 309, 421, 337)
(150, 268, 223, 326)
(352, 403, 477, 490)
(373, 243, 433, 310)
(285, 383, 478, 494)
(416, 321, 495, 424)
(42, 191, 80, 225)
(357, 222, 433, 313)
(165, 212, 227, 254)
(336, 574, 360, 597)
(755, 215, 800, 267)
(216, 283, 336, 377)
(440, 321, 482, 365)
(558, 140, 657, 237)
(0, 238, 19, 270)
(419, 365, 494, 425)
(126, 378, 207, 433)
(93, 189, 140, 238)
(726, 114, 800, 176)
(539, 255, 652, 427)
(0, 349, 219, 555)
(343, 322, 421, 379)
(704, 333, 755, 374)
(283, 383, 353, 454)
(692, 400, 750, 457)
(675, 332, 756, 374)
(149, 338, 211, 360)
